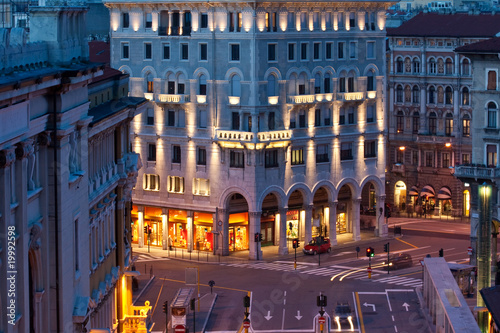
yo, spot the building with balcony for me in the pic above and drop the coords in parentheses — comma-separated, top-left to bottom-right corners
(105, 0, 393, 259)
(386, 12, 500, 219)
(0, 4, 146, 333)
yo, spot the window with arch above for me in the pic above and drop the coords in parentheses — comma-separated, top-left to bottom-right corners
(428, 86, 436, 104)
(445, 113, 453, 136)
(199, 74, 207, 95)
(461, 59, 470, 76)
(146, 73, 154, 93)
(428, 58, 437, 74)
(445, 58, 453, 75)
(412, 86, 420, 104)
(429, 112, 437, 134)
(396, 57, 404, 73)
(462, 87, 469, 105)
(412, 112, 420, 133)
(396, 111, 404, 133)
(487, 102, 497, 128)
(314, 73, 321, 94)
(445, 86, 453, 105)
(437, 58, 444, 74)
(267, 74, 277, 96)
(177, 74, 186, 94)
(324, 73, 331, 93)
(347, 74, 355, 92)
(298, 74, 306, 95)
(396, 85, 403, 103)
(339, 76, 346, 93)
(230, 74, 241, 96)
(288, 74, 297, 95)
(462, 114, 470, 137)
(412, 58, 420, 73)
(404, 58, 411, 73)
(367, 70, 375, 91)
(405, 85, 411, 103)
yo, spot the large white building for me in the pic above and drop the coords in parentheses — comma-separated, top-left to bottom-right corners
(105, 0, 394, 259)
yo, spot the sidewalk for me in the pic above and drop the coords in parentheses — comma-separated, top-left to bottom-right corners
(183, 293, 218, 333)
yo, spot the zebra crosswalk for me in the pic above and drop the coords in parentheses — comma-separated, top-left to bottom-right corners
(220, 261, 422, 287)
(134, 253, 170, 262)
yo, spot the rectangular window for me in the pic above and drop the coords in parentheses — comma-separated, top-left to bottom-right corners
(340, 143, 353, 160)
(181, 43, 189, 60)
(232, 112, 240, 130)
(364, 141, 376, 158)
(412, 150, 419, 165)
(122, 43, 129, 59)
(338, 42, 345, 59)
(339, 107, 345, 125)
(143, 174, 160, 191)
(230, 150, 245, 168)
(367, 41, 375, 59)
(324, 109, 331, 125)
(291, 148, 304, 165)
(168, 110, 175, 126)
(193, 178, 210, 196)
(288, 43, 296, 61)
(201, 13, 208, 28)
(147, 144, 156, 161)
(326, 42, 333, 60)
(122, 13, 129, 28)
(349, 12, 356, 28)
(316, 144, 329, 163)
(147, 108, 154, 125)
(487, 144, 497, 167)
(268, 112, 275, 130)
(349, 41, 357, 59)
(197, 147, 206, 165)
(442, 152, 450, 168)
(348, 107, 355, 124)
(198, 109, 207, 128)
(300, 43, 308, 60)
(315, 109, 321, 126)
(231, 44, 240, 61)
(396, 149, 404, 164)
(367, 104, 375, 123)
(265, 149, 279, 168)
(425, 152, 433, 167)
(172, 145, 181, 163)
(313, 42, 320, 60)
(487, 70, 497, 90)
(167, 176, 184, 193)
(200, 43, 208, 61)
(299, 111, 306, 128)
(163, 43, 170, 60)
(462, 153, 470, 165)
(144, 43, 152, 60)
(145, 13, 152, 28)
(462, 117, 470, 136)
(268, 43, 277, 61)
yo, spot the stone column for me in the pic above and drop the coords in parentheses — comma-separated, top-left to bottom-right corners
(251, 114, 258, 133)
(420, 84, 427, 133)
(179, 11, 184, 35)
(453, 84, 459, 135)
(278, 208, 288, 255)
(187, 210, 194, 252)
(216, 208, 229, 256)
(168, 11, 172, 35)
(249, 211, 262, 260)
(304, 204, 313, 243)
(376, 195, 388, 237)
(352, 198, 361, 241)
(137, 206, 144, 248)
(328, 202, 338, 245)
(162, 208, 169, 251)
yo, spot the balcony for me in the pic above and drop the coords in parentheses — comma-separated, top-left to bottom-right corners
(337, 92, 365, 102)
(196, 95, 207, 104)
(392, 163, 405, 174)
(315, 93, 334, 102)
(215, 129, 292, 144)
(288, 94, 315, 104)
(454, 165, 498, 182)
(122, 301, 153, 332)
(256, 130, 292, 142)
(367, 91, 377, 99)
(216, 130, 254, 142)
(228, 96, 240, 105)
(144, 93, 154, 101)
(156, 94, 189, 104)
(268, 96, 279, 105)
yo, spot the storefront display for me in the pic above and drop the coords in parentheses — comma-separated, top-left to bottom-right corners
(229, 226, 248, 251)
(194, 211, 214, 251)
(286, 210, 299, 239)
(337, 212, 347, 234)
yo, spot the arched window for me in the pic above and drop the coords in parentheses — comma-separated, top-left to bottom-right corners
(288, 74, 297, 95)
(462, 114, 470, 137)
(177, 73, 186, 94)
(199, 74, 207, 95)
(445, 86, 453, 105)
(396, 57, 404, 73)
(412, 58, 420, 73)
(367, 70, 375, 91)
(324, 73, 331, 93)
(338, 73, 346, 93)
(314, 73, 321, 93)
(146, 72, 154, 93)
(461, 58, 470, 76)
(412, 85, 420, 104)
(230, 74, 241, 96)
(437, 58, 444, 74)
(437, 86, 444, 104)
(267, 74, 276, 96)
(428, 58, 436, 74)
(488, 102, 497, 128)
(462, 87, 469, 105)
(427, 86, 435, 104)
(404, 57, 411, 73)
(404, 85, 411, 103)
(396, 85, 403, 103)
(298, 73, 307, 94)
(347, 72, 355, 92)
(396, 111, 404, 133)
(412, 111, 420, 133)
(445, 113, 453, 136)
(445, 58, 453, 75)
(429, 112, 437, 135)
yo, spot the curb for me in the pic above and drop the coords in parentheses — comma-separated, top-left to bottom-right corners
(133, 275, 156, 305)
(200, 293, 218, 333)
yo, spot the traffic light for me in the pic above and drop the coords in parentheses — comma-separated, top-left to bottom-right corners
(254, 233, 259, 242)
(190, 298, 195, 311)
(384, 243, 389, 253)
(162, 301, 168, 313)
(144, 226, 148, 233)
(292, 238, 299, 249)
(243, 295, 251, 308)
(148, 226, 152, 235)
(366, 247, 374, 257)
(439, 248, 444, 257)
(317, 295, 327, 307)
(259, 233, 263, 242)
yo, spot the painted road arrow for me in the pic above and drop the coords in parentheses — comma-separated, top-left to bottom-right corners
(265, 311, 273, 320)
(295, 310, 303, 320)
(402, 303, 410, 311)
(363, 302, 376, 311)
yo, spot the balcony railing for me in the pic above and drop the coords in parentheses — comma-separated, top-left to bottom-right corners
(256, 130, 292, 142)
(454, 165, 497, 180)
(228, 96, 240, 105)
(156, 94, 189, 104)
(337, 92, 365, 101)
(216, 129, 292, 143)
(144, 93, 154, 101)
(216, 130, 254, 142)
(392, 163, 405, 174)
(268, 96, 279, 105)
(315, 93, 334, 102)
(288, 94, 315, 104)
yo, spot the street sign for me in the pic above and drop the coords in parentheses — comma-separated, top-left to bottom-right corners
(318, 317, 326, 324)
(174, 325, 186, 333)
(467, 246, 473, 256)
(367, 267, 372, 273)
(243, 319, 251, 328)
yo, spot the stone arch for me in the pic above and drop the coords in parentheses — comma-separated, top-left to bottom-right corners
(311, 180, 336, 202)
(193, 67, 211, 80)
(140, 65, 157, 78)
(311, 65, 325, 76)
(324, 65, 337, 77)
(334, 178, 360, 201)
(285, 183, 312, 204)
(256, 185, 286, 211)
(362, 63, 380, 76)
(118, 65, 133, 76)
(218, 185, 255, 211)
(360, 175, 384, 195)
(264, 67, 282, 81)
(224, 67, 245, 81)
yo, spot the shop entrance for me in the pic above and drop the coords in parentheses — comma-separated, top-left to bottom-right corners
(229, 225, 248, 251)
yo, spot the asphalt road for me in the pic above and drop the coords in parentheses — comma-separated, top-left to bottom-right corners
(135, 234, 471, 333)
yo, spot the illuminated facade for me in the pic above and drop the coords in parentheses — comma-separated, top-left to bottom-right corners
(106, 0, 393, 259)
(386, 12, 500, 219)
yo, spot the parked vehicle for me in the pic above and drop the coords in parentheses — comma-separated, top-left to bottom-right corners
(302, 237, 331, 255)
(383, 253, 413, 270)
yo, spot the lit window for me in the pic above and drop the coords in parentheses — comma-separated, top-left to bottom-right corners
(291, 148, 304, 165)
(445, 113, 453, 136)
(193, 178, 210, 196)
(167, 176, 184, 193)
(143, 174, 160, 191)
(462, 114, 470, 137)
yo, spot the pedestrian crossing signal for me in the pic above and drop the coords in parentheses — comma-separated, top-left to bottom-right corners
(162, 301, 168, 313)
(292, 239, 299, 248)
(144, 226, 148, 233)
(384, 243, 389, 253)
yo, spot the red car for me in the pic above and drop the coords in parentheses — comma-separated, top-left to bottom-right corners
(303, 237, 331, 255)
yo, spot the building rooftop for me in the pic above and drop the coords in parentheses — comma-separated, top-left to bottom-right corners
(479, 286, 500, 330)
(455, 37, 500, 53)
(387, 12, 500, 37)
(88, 96, 147, 125)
